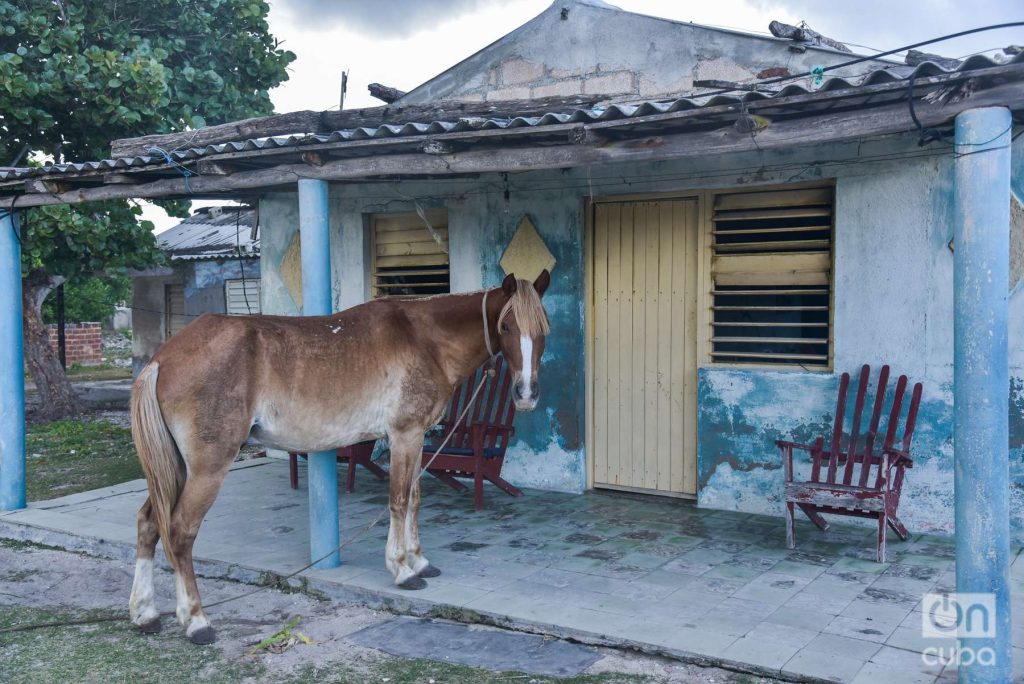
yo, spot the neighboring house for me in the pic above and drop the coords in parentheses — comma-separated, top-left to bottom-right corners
(131, 206, 260, 374)
(4, 1, 1022, 544)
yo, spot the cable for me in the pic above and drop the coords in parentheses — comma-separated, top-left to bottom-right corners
(147, 147, 197, 194)
(234, 206, 254, 314)
(693, 22, 1024, 99)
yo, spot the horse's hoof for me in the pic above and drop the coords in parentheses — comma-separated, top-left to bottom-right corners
(417, 564, 442, 578)
(188, 626, 217, 645)
(397, 575, 428, 590)
(138, 617, 162, 634)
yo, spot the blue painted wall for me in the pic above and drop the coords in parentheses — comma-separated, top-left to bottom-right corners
(258, 130, 1024, 541)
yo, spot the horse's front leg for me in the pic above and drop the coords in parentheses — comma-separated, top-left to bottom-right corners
(406, 471, 441, 579)
(385, 431, 429, 590)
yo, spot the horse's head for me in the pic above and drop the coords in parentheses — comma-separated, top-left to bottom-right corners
(496, 270, 551, 412)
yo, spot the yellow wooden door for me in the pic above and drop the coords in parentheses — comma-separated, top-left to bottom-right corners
(591, 199, 698, 496)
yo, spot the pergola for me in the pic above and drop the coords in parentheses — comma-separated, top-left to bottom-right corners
(1, 59, 1021, 681)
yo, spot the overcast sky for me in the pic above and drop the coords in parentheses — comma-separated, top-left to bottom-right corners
(149, 0, 1023, 230)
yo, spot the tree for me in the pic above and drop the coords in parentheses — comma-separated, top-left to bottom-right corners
(1, 0, 295, 419)
(42, 273, 132, 325)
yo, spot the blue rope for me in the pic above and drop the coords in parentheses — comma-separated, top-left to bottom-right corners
(147, 146, 195, 194)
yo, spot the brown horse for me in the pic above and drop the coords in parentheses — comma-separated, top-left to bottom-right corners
(128, 271, 550, 644)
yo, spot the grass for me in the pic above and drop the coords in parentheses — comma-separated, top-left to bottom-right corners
(25, 418, 142, 502)
(0, 606, 266, 684)
(0, 605, 654, 684)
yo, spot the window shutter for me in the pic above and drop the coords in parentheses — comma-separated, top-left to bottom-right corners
(225, 278, 260, 315)
(710, 186, 833, 367)
(165, 284, 187, 338)
(372, 209, 450, 298)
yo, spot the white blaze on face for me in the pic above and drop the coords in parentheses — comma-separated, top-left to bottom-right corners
(519, 335, 534, 401)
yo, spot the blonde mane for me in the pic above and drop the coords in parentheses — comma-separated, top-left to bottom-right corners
(497, 279, 550, 338)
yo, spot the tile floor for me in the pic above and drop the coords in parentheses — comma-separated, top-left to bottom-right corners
(1, 458, 1020, 683)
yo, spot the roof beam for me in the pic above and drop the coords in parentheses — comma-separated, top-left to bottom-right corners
(4, 78, 1022, 209)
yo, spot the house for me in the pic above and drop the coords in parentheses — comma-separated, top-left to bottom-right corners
(130, 205, 260, 374)
(247, 1, 1024, 543)
(1, 0, 1022, 634)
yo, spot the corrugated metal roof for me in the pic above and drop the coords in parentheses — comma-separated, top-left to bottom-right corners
(1, 53, 1020, 183)
(157, 206, 258, 261)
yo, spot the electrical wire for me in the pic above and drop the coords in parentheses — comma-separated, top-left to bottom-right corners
(693, 21, 1024, 99)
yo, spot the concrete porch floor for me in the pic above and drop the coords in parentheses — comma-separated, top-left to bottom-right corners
(1, 457, 1020, 683)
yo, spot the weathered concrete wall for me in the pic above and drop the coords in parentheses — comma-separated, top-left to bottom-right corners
(132, 270, 178, 375)
(258, 130, 1024, 542)
(399, 0, 893, 105)
(132, 258, 260, 374)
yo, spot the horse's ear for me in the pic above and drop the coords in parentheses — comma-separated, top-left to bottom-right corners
(533, 269, 551, 297)
(502, 273, 517, 296)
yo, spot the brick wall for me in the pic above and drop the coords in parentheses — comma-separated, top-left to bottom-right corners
(47, 322, 102, 366)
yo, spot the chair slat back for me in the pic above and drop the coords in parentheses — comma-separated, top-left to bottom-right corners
(436, 356, 516, 451)
(824, 371, 850, 483)
(858, 365, 890, 487)
(809, 364, 924, 490)
(841, 365, 871, 485)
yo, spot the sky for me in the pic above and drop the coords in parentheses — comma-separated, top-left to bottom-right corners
(147, 0, 1023, 231)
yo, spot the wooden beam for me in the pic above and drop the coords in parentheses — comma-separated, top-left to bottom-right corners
(110, 110, 323, 158)
(368, 83, 406, 104)
(7, 79, 1022, 209)
(110, 94, 619, 159)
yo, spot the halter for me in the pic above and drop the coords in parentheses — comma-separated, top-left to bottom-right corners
(482, 288, 497, 360)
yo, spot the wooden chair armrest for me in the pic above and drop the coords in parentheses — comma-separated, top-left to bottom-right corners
(883, 447, 914, 468)
(775, 440, 822, 452)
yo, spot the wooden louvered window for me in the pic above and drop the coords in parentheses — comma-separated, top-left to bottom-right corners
(164, 283, 187, 339)
(709, 185, 833, 368)
(225, 278, 260, 315)
(371, 209, 450, 298)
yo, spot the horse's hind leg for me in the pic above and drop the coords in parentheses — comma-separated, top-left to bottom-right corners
(167, 454, 234, 645)
(129, 498, 162, 633)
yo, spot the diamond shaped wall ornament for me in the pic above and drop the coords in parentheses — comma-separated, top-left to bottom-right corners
(280, 230, 303, 310)
(499, 216, 556, 282)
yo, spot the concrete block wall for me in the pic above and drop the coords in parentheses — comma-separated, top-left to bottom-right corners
(47, 322, 102, 366)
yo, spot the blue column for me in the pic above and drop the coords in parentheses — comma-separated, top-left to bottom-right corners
(298, 179, 341, 569)
(953, 106, 1012, 683)
(0, 210, 25, 511)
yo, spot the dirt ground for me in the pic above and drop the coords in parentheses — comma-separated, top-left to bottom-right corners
(0, 540, 780, 684)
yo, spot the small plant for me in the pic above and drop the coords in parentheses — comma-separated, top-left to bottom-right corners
(246, 615, 313, 657)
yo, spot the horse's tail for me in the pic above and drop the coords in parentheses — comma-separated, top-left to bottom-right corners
(131, 362, 185, 564)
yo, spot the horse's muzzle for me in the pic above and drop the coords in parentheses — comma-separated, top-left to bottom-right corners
(514, 380, 540, 411)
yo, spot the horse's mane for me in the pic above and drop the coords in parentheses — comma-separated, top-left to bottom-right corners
(497, 279, 550, 338)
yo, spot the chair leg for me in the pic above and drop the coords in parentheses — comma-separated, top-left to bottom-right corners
(876, 513, 887, 563)
(797, 504, 830, 532)
(345, 455, 357, 493)
(888, 514, 910, 541)
(289, 452, 299, 490)
(430, 470, 469, 492)
(785, 501, 796, 549)
(363, 459, 389, 481)
(486, 474, 524, 497)
(473, 451, 485, 511)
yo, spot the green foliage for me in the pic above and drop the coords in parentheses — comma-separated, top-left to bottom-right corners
(42, 272, 131, 323)
(25, 418, 141, 501)
(1, 0, 294, 279)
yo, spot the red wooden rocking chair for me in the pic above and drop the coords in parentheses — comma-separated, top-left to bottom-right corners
(422, 355, 522, 510)
(288, 440, 387, 492)
(777, 364, 923, 562)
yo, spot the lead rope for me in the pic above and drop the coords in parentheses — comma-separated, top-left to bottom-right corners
(1, 294, 500, 635)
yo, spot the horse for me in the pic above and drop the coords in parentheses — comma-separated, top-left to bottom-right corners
(128, 270, 551, 644)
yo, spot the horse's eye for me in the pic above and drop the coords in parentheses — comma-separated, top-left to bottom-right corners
(500, 322, 509, 334)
